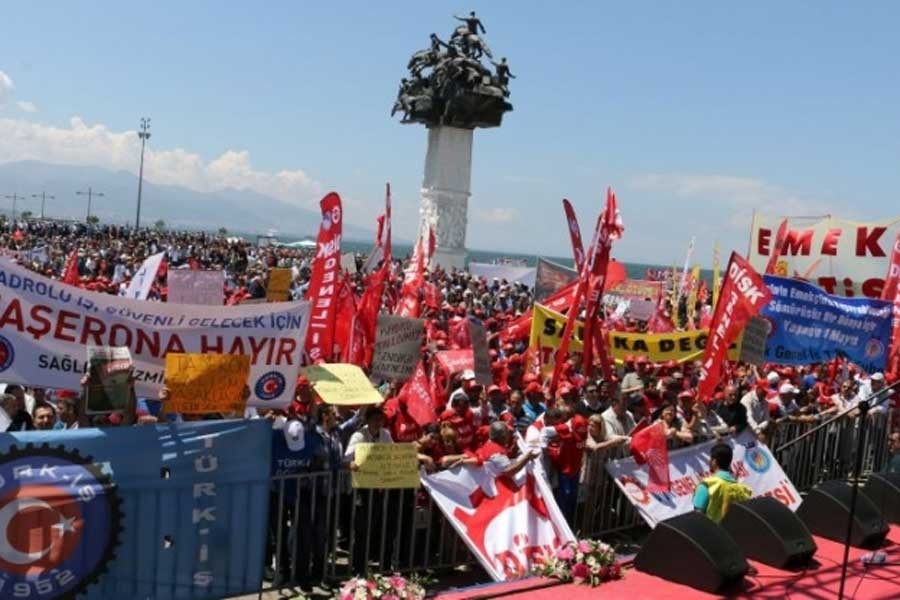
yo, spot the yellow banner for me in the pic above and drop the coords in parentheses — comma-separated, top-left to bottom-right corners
(687, 265, 701, 322)
(164, 353, 250, 414)
(351, 443, 420, 489)
(267, 268, 293, 302)
(301, 363, 383, 405)
(530, 304, 739, 369)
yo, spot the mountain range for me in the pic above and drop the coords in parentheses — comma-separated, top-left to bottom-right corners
(0, 160, 373, 240)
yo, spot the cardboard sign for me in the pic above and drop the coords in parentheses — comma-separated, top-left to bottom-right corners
(740, 316, 769, 366)
(168, 270, 224, 305)
(534, 258, 578, 302)
(341, 252, 358, 274)
(351, 442, 420, 489)
(267, 268, 293, 302)
(469, 321, 492, 385)
(164, 353, 251, 414)
(301, 363, 383, 405)
(371, 315, 424, 381)
(85, 346, 133, 414)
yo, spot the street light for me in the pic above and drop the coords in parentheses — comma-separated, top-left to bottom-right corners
(31, 192, 55, 220)
(76, 188, 104, 223)
(4, 193, 26, 220)
(136, 117, 151, 229)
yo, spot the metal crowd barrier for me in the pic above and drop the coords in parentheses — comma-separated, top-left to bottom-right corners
(259, 410, 894, 592)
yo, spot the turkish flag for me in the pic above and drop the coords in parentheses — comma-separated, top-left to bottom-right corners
(62, 251, 80, 286)
(401, 361, 437, 426)
(630, 422, 669, 493)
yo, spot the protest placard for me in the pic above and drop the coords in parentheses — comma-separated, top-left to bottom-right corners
(351, 442, 420, 488)
(469, 321, 492, 385)
(301, 363, 383, 405)
(85, 346, 133, 414)
(267, 268, 293, 302)
(164, 353, 251, 414)
(534, 258, 578, 302)
(341, 252, 358, 274)
(371, 315, 424, 381)
(740, 316, 769, 366)
(168, 270, 224, 305)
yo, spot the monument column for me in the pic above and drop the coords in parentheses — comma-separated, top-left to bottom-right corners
(420, 126, 473, 269)
(392, 11, 514, 271)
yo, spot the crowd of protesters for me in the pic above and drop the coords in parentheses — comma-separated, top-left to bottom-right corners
(1, 215, 898, 585)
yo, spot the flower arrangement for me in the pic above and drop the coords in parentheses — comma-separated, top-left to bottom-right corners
(337, 573, 425, 600)
(535, 539, 623, 587)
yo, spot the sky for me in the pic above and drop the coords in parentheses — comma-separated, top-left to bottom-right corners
(1, 1, 899, 266)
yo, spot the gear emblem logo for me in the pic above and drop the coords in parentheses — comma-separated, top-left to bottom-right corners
(254, 371, 286, 401)
(0, 335, 14, 373)
(0, 444, 122, 599)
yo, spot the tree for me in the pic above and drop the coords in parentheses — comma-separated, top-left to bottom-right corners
(20, 211, 33, 220)
(218, 227, 228, 236)
(154, 219, 166, 230)
(86, 215, 100, 225)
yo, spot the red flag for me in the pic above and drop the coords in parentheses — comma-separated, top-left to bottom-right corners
(397, 230, 427, 318)
(881, 232, 900, 378)
(606, 259, 627, 289)
(62, 251, 80, 286)
(579, 188, 624, 381)
(765, 218, 789, 275)
(497, 281, 578, 343)
(334, 275, 357, 362)
(630, 422, 669, 493)
(423, 282, 443, 310)
(562, 198, 586, 273)
(697, 252, 772, 401)
(449, 318, 473, 350)
(401, 361, 437, 426)
(304, 192, 343, 363)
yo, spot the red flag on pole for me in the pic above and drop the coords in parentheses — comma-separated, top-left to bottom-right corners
(697, 252, 772, 401)
(397, 230, 427, 318)
(630, 422, 670, 493)
(562, 199, 586, 273)
(765, 218, 789, 275)
(62, 251, 80, 286)
(304, 192, 343, 363)
(881, 232, 900, 378)
(401, 361, 437, 426)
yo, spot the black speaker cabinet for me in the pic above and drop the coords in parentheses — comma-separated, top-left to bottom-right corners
(721, 497, 817, 568)
(862, 472, 900, 524)
(797, 480, 889, 548)
(634, 512, 748, 593)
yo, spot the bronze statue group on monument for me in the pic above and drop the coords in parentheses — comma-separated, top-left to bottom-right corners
(392, 12, 514, 129)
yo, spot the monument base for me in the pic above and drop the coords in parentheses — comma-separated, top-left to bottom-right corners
(431, 246, 467, 271)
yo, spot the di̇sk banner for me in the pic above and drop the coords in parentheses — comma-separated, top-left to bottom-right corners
(759, 274, 892, 372)
(606, 432, 801, 528)
(749, 213, 900, 299)
(421, 458, 575, 581)
(0, 259, 309, 407)
(0, 420, 271, 599)
(468, 262, 537, 288)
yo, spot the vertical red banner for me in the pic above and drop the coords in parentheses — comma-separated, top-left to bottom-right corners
(304, 192, 343, 363)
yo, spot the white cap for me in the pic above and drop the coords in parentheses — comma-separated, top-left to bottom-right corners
(779, 383, 796, 395)
(871, 372, 885, 382)
(461, 369, 476, 381)
(284, 420, 306, 452)
(767, 371, 781, 384)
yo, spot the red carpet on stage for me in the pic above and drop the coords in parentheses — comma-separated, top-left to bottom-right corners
(438, 526, 900, 599)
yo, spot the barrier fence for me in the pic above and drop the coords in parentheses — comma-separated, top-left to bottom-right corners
(260, 410, 894, 593)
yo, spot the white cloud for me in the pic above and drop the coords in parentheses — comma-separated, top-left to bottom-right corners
(475, 207, 520, 223)
(0, 71, 14, 104)
(629, 172, 831, 228)
(0, 116, 322, 209)
(15, 100, 37, 113)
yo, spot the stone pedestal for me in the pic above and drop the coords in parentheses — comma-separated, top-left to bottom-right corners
(419, 126, 473, 270)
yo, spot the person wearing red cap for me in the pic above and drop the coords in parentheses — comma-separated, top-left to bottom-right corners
(383, 393, 422, 443)
(440, 389, 476, 450)
(522, 381, 546, 427)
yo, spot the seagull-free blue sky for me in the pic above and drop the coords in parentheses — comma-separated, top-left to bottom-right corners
(1, 1, 898, 265)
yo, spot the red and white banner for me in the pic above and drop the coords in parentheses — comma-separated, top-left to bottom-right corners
(882, 232, 900, 377)
(305, 192, 343, 363)
(697, 252, 771, 400)
(562, 199, 585, 273)
(397, 232, 427, 318)
(607, 432, 801, 528)
(749, 213, 900, 298)
(124, 252, 165, 300)
(421, 460, 575, 581)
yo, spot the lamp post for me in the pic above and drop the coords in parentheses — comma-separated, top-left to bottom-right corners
(136, 117, 151, 229)
(31, 192, 55, 220)
(4, 193, 26, 220)
(76, 188, 104, 223)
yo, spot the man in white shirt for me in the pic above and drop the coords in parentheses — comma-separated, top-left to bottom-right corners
(741, 384, 771, 442)
(345, 405, 393, 466)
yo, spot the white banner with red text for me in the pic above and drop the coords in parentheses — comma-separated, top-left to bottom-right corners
(0, 259, 309, 407)
(605, 432, 801, 528)
(749, 213, 900, 299)
(421, 460, 576, 581)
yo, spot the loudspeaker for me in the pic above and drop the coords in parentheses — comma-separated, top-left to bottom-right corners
(797, 480, 889, 548)
(634, 512, 748, 593)
(863, 472, 900, 523)
(721, 497, 817, 568)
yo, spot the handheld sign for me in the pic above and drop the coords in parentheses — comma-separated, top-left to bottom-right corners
(164, 353, 251, 414)
(267, 268, 293, 302)
(85, 346, 133, 414)
(351, 443, 419, 489)
(371, 315, 424, 381)
(301, 363, 383, 405)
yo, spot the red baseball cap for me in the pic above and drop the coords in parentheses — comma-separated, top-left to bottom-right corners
(525, 381, 543, 395)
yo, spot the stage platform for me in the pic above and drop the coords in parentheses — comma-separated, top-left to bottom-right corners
(437, 525, 900, 599)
